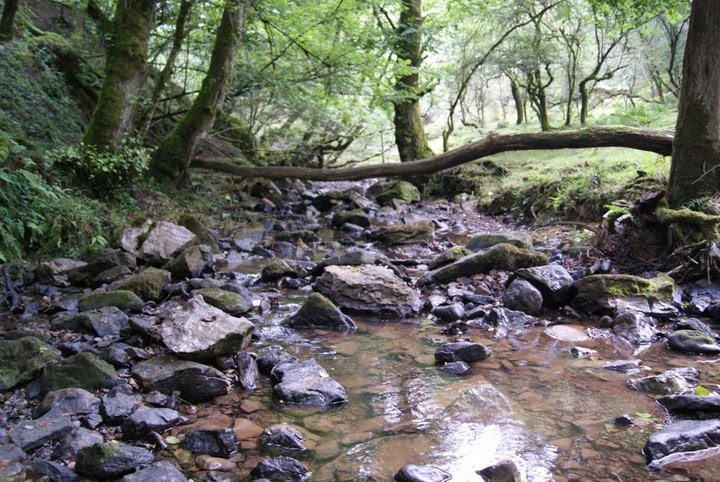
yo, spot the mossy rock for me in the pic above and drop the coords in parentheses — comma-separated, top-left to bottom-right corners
(286, 292, 357, 329)
(428, 247, 472, 270)
(193, 288, 251, 316)
(668, 330, 720, 354)
(466, 232, 533, 251)
(0, 337, 58, 391)
(39, 352, 123, 395)
(375, 181, 421, 206)
(374, 221, 434, 246)
(572, 274, 675, 314)
(261, 260, 297, 283)
(331, 209, 371, 228)
(312, 190, 348, 212)
(78, 290, 144, 313)
(178, 214, 219, 251)
(114, 268, 171, 302)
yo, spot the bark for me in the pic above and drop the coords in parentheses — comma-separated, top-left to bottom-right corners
(83, 0, 155, 148)
(527, 65, 552, 132)
(668, 0, 720, 207)
(150, 0, 252, 181)
(0, 0, 19, 42)
(393, 0, 433, 162)
(192, 127, 673, 182)
(508, 75, 524, 125)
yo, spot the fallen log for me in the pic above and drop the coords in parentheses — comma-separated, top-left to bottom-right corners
(191, 126, 673, 182)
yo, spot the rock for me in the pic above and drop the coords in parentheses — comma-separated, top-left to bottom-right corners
(54, 427, 104, 458)
(196, 454, 235, 471)
(132, 355, 231, 403)
(433, 303, 465, 322)
(39, 352, 123, 395)
(438, 361, 471, 376)
(121, 406, 183, 440)
(485, 307, 538, 339)
(611, 311, 655, 345)
(394, 464, 451, 482)
(284, 292, 357, 330)
(0, 444, 26, 464)
(36, 388, 100, 419)
(163, 245, 213, 280)
(120, 219, 153, 254)
(272, 359, 348, 408)
(428, 247, 471, 270)
(657, 394, 720, 418)
(275, 230, 320, 244)
(68, 250, 137, 284)
(688, 280, 720, 314)
(75, 442, 154, 479)
(120, 460, 188, 482)
(503, 278, 543, 315)
(114, 268, 171, 302)
(101, 386, 143, 424)
(313, 250, 389, 275)
(602, 359, 643, 374)
(78, 290, 144, 313)
(442, 383, 513, 423)
(9, 407, 72, 451)
(30, 459, 79, 482)
(571, 274, 675, 315)
(191, 288, 251, 316)
(643, 419, 720, 463)
(249, 456, 311, 481)
(514, 264, 574, 306)
(375, 180, 420, 206)
(628, 367, 700, 395)
(374, 221, 434, 245)
(257, 348, 298, 375)
(314, 265, 422, 318)
(261, 260, 297, 283)
(139, 221, 196, 265)
(181, 428, 238, 457)
(311, 190, 349, 211)
(419, 244, 547, 286)
(476, 459, 521, 482)
(260, 423, 307, 452)
(159, 296, 254, 360)
(435, 342, 492, 363)
(235, 352, 260, 391)
(94, 265, 133, 286)
(0, 337, 57, 390)
(36, 258, 88, 284)
(178, 213, 219, 251)
(674, 317, 716, 337)
(545, 325, 590, 343)
(332, 209, 371, 228)
(51, 307, 129, 337)
(467, 232, 532, 251)
(668, 330, 720, 355)
(569, 346, 597, 358)
(0, 462, 25, 482)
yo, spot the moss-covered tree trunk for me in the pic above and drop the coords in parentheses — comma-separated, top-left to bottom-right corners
(668, 0, 720, 207)
(507, 72, 524, 125)
(83, 0, 155, 148)
(0, 0, 20, 42)
(393, 0, 433, 163)
(150, 0, 252, 182)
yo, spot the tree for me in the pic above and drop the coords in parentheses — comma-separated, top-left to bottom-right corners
(0, 0, 20, 42)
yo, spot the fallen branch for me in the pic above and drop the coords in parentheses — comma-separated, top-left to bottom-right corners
(192, 126, 673, 182)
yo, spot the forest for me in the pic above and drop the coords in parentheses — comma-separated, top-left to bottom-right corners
(1, 0, 720, 480)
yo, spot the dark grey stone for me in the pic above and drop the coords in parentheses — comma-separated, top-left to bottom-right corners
(668, 330, 720, 355)
(235, 352, 259, 391)
(121, 406, 183, 440)
(35, 388, 100, 419)
(180, 428, 238, 457)
(120, 460, 188, 482)
(30, 459, 79, 482)
(284, 293, 357, 330)
(611, 311, 655, 345)
(51, 307, 129, 337)
(132, 355, 231, 403)
(395, 464, 451, 482)
(271, 359, 348, 408)
(260, 424, 307, 452)
(435, 342, 492, 363)
(476, 459, 521, 482)
(515, 264, 575, 306)
(643, 419, 720, 462)
(75, 442, 154, 479)
(9, 407, 73, 451)
(657, 394, 720, 418)
(249, 456, 311, 481)
(502, 279, 543, 315)
(433, 303, 465, 322)
(101, 386, 143, 424)
(438, 361, 471, 376)
(257, 349, 298, 376)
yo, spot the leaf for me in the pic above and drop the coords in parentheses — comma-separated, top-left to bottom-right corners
(634, 412, 653, 420)
(604, 423, 616, 433)
(695, 385, 711, 397)
(165, 435, 180, 445)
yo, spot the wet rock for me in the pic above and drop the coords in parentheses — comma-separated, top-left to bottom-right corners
(569, 346, 597, 358)
(657, 394, 720, 418)
(374, 221, 434, 246)
(275, 230, 320, 244)
(466, 232, 532, 251)
(419, 244, 547, 286)
(312, 190, 350, 211)
(120, 219, 154, 255)
(120, 460, 188, 482)
(688, 280, 720, 314)
(442, 383, 513, 423)
(257, 348, 298, 375)
(602, 359, 643, 374)
(272, 359, 348, 408)
(250, 456, 312, 481)
(314, 265, 422, 318)
(485, 307, 538, 338)
(503, 278, 543, 315)
(78, 290, 144, 313)
(159, 296, 254, 360)
(428, 247, 471, 270)
(30, 459, 79, 482)
(53, 427, 104, 459)
(0, 444, 26, 464)
(612, 297, 678, 319)
(192, 288, 252, 316)
(514, 264, 574, 306)
(611, 311, 655, 345)
(132, 355, 231, 403)
(545, 325, 590, 343)
(627, 367, 700, 395)
(181, 428, 238, 457)
(313, 250, 389, 275)
(476, 459, 521, 482)
(674, 317, 716, 337)
(0, 337, 57, 390)
(164, 245, 213, 280)
(435, 342, 492, 363)
(261, 260, 297, 283)
(394, 464, 451, 482)
(438, 361, 471, 376)
(94, 265, 133, 286)
(36, 388, 100, 420)
(260, 423, 307, 452)
(375, 180, 420, 205)
(9, 407, 72, 451)
(571, 274, 674, 315)
(101, 386, 143, 424)
(643, 419, 720, 463)
(39, 352, 123, 395)
(196, 454, 235, 471)
(332, 209, 371, 228)
(284, 292, 357, 330)
(235, 352, 260, 391)
(139, 221, 196, 265)
(114, 268, 171, 302)
(75, 442, 154, 479)
(36, 258, 88, 284)
(433, 303, 465, 322)
(668, 330, 720, 355)
(51, 307, 129, 337)
(121, 406, 183, 440)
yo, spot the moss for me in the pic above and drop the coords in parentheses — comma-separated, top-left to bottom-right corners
(78, 290, 144, 312)
(195, 288, 251, 316)
(114, 267, 170, 302)
(376, 181, 421, 205)
(0, 337, 57, 390)
(178, 213, 219, 250)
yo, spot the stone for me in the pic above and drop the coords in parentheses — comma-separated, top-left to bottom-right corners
(643, 419, 720, 463)
(36, 388, 100, 419)
(314, 265, 422, 318)
(30, 459, 79, 482)
(395, 464, 451, 482)
(374, 221, 434, 246)
(485, 307, 538, 339)
(466, 232, 532, 251)
(375, 181, 421, 205)
(261, 259, 297, 283)
(196, 454, 235, 471)
(428, 247, 471, 270)
(442, 383, 513, 423)
(121, 406, 183, 440)
(54, 427, 104, 458)
(75, 442, 154, 479)
(545, 325, 591, 343)
(78, 290, 144, 313)
(0, 337, 57, 390)
(272, 359, 348, 408)
(432, 303, 465, 322)
(178, 213, 219, 251)
(514, 264, 574, 306)
(36, 258, 88, 284)
(438, 361, 471, 376)
(688, 280, 720, 314)
(9, 407, 72, 451)
(257, 348, 298, 375)
(139, 221, 196, 265)
(249, 456, 311, 481)
(0, 462, 25, 482)
(181, 428, 238, 457)
(419, 244, 547, 286)
(163, 245, 213, 280)
(120, 219, 153, 254)
(435, 342, 492, 363)
(284, 292, 357, 330)
(114, 268, 171, 302)
(611, 311, 655, 345)
(94, 265, 133, 286)
(503, 278, 543, 315)
(668, 330, 720, 355)
(101, 386, 143, 424)
(39, 352, 123, 395)
(191, 289, 251, 316)
(0, 444, 26, 464)
(120, 460, 188, 482)
(657, 394, 720, 418)
(260, 424, 307, 452)
(602, 359, 643, 374)
(332, 209, 371, 228)
(628, 367, 700, 396)
(313, 250, 389, 275)
(235, 352, 260, 391)
(159, 296, 254, 360)
(571, 274, 675, 315)
(674, 317, 716, 337)
(476, 459, 522, 482)
(275, 230, 320, 244)
(51, 307, 129, 337)
(132, 355, 231, 403)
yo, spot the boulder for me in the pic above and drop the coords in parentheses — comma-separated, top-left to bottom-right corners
(75, 442, 154, 479)
(502, 279, 543, 315)
(120, 219, 153, 254)
(627, 367, 700, 396)
(53, 427, 103, 458)
(438, 361, 471, 376)
(272, 359, 348, 408)
(119, 460, 188, 482)
(121, 406, 183, 440)
(332, 209, 371, 228)
(30, 459, 79, 482)
(394, 464, 451, 482)
(235, 352, 260, 391)
(51, 307, 129, 337)
(94, 265, 133, 286)
(260, 423, 307, 452)
(314, 265, 422, 318)
(687, 280, 720, 314)
(374, 221, 434, 246)
(668, 330, 720, 355)
(485, 307, 538, 339)
(419, 244, 547, 286)
(39, 352, 123, 395)
(132, 355, 231, 403)
(466, 232, 532, 251)
(191, 288, 251, 316)
(163, 245, 213, 280)
(261, 259, 297, 283)
(9, 407, 72, 451)
(611, 311, 655, 345)
(101, 386, 143, 424)
(571, 274, 674, 315)
(36, 388, 100, 419)
(78, 290, 144, 313)
(114, 268, 171, 302)
(36, 258, 88, 284)
(428, 247, 471, 270)
(0, 337, 57, 390)
(311, 190, 349, 211)
(375, 181, 421, 205)
(313, 250, 389, 275)
(284, 293, 357, 330)
(657, 394, 720, 418)
(257, 348, 298, 375)
(476, 459, 522, 482)
(514, 264, 574, 306)
(177, 213, 219, 251)
(643, 419, 720, 463)
(432, 303, 465, 322)
(159, 296, 254, 360)
(435, 342, 492, 363)
(249, 456, 311, 481)
(139, 221, 196, 265)
(181, 428, 238, 457)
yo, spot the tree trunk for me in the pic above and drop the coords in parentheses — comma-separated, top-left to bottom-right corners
(393, 0, 433, 162)
(150, 0, 252, 181)
(193, 127, 673, 181)
(579, 78, 590, 125)
(527, 66, 552, 131)
(83, 0, 155, 148)
(508, 73, 524, 125)
(668, 0, 720, 207)
(0, 0, 20, 42)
